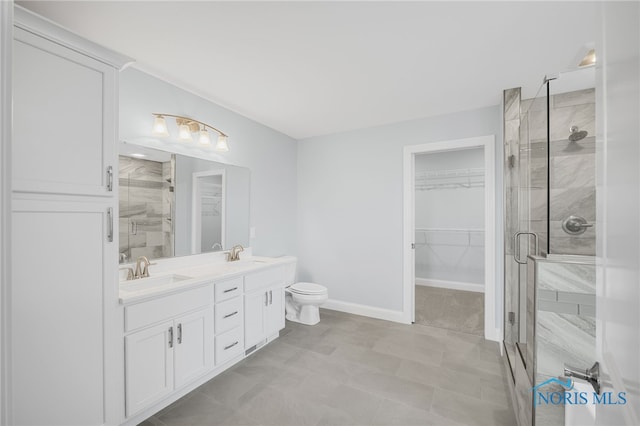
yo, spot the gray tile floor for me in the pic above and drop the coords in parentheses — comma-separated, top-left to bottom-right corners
(415, 286, 484, 336)
(141, 309, 515, 426)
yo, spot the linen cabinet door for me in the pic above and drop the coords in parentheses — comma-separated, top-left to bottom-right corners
(125, 321, 175, 417)
(11, 198, 116, 425)
(174, 308, 214, 388)
(13, 27, 116, 197)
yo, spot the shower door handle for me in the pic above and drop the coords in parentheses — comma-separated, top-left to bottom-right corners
(514, 231, 538, 264)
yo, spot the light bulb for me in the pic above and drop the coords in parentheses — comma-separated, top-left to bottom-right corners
(199, 128, 211, 145)
(215, 135, 229, 152)
(152, 115, 169, 137)
(178, 124, 192, 141)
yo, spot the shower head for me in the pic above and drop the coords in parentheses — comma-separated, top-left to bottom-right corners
(569, 125, 588, 142)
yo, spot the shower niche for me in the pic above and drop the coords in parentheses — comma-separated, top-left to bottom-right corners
(502, 66, 596, 426)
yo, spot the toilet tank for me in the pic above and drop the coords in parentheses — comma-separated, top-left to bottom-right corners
(281, 257, 297, 285)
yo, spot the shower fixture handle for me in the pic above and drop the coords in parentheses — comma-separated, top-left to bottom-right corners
(564, 362, 601, 395)
(514, 231, 539, 264)
(562, 215, 593, 235)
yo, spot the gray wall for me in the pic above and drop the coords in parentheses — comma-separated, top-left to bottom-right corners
(120, 68, 298, 256)
(297, 106, 502, 313)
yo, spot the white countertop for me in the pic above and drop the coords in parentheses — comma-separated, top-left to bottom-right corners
(119, 255, 296, 305)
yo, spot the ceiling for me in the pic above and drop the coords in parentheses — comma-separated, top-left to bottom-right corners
(18, 1, 596, 140)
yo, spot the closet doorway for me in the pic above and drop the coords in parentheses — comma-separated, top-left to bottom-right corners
(402, 136, 497, 340)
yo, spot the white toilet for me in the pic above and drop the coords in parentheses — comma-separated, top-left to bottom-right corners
(285, 282, 328, 325)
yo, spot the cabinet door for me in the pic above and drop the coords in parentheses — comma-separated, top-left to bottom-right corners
(13, 28, 116, 196)
(174, 308, 214, 388)
(266, 286, 285, 336)
(12, 198, 115, 425)
(125, 321, 174, 417)
(244, 290, 267, 348)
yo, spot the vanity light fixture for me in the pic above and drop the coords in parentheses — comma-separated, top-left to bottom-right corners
(152, 114, 169, 137)
(198, 125, 211, 145)
(215, 135, 229, 152)
(151, 113, 229, 151)
(177, 123, 192, 141)
(579, 49, 596, 67)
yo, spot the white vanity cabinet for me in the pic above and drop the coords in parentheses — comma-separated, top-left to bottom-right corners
(124, 285, 214, 417)
(244, 266, 286, 349)
(120, 259, 293, 425)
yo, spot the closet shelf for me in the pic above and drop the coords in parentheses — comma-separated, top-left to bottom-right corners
(415, 228, 485, 247)
(415, 168, 484, 190)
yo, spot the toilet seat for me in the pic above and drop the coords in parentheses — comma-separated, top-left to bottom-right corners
(288, 282, 327, 295)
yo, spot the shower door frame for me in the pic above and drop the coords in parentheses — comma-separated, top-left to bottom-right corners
(402, 135, 498, 341)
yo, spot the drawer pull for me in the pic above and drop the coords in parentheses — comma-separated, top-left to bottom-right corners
(223, 287, 238, 293)
(224, 341, 239, 351)
(223, 311, 239, 319)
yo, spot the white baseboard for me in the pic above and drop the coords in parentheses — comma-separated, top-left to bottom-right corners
(416, 278, 484, 293)
(322, 299, 409, 324)
(485, 327, 502, 342)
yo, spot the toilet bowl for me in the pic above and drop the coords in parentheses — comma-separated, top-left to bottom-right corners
(285, 282, 328, 325)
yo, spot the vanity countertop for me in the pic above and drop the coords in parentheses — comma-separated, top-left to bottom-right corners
(119, 256, 296, 305)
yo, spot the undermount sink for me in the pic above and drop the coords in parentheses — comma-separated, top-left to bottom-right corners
(185, 259, 267, 277)
(120, 274, 193, 292)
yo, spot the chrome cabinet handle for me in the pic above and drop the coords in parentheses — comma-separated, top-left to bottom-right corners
(265, 291, 268, 306)
(224, 341, 239, 350)
(177, 323, 182, 344)
(223, 287, 238, 293)
(168, 326, 174, 348)
(223, 311, 238, 319)
(514, 231, 538, 264)
(106, 166, 113, 192)
(269, 290, 273, 305)
(107, 208, 113, 242)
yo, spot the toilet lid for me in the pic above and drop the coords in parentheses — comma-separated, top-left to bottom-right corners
(289, 282, 327, 295)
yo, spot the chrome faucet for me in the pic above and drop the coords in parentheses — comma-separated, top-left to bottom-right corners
(134, 256, 153, 279)
(227, 245, 244, 262)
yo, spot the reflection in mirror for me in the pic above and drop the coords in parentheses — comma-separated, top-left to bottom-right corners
(119, 143, 250, 263)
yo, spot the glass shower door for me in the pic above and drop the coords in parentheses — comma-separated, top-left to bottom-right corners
(504, 83, 549, 376)
(518, 82, 548, 379)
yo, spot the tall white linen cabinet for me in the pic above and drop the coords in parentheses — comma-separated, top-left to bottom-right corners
(10, 7, 132, 425)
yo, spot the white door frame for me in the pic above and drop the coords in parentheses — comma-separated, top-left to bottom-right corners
(402, 135, 499, 341)
(0, 2, 12, 425)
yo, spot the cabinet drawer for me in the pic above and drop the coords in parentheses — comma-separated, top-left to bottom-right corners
(215, 277, 243, 302)
(215, 327, 244, 365)
(244, 266, 284, 293)
(215, 297, 243, 335)
(125, 285, 213, 332)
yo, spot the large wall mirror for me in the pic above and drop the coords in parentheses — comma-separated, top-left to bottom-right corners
(119, 142, 250, 263)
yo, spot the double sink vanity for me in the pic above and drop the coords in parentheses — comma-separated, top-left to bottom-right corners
(119, 250, 296, 424)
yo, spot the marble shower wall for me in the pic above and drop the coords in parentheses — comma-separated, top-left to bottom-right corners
(533, 256, 596, 426)
(521, 88, 596, 255)
(119, 156, 174, 262)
